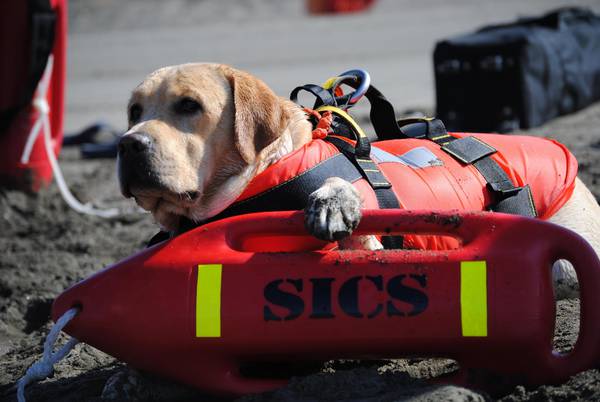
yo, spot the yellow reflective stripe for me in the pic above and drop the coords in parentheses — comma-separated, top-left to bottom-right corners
(195, 264, 222, 338)
(460, 261, 488, 337)
(430, 134, 451, 141)
(315, 105, 368, 139)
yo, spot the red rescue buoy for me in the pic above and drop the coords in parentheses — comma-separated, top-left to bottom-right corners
(52, 210, 600, 396)
(0, 0, 67, 191)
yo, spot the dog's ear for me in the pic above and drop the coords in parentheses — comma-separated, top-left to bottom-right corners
(222, 67, 288, 164)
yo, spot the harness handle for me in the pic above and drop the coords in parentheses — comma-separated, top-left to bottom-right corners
(290, 69, 371, 111)
(289, 84, 336, 108)
(290, 69, 418, 140)
(337, 78, 411, 140)
(322, 69, 371, 108)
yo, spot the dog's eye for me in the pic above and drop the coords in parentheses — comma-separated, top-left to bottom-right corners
(129, 103, 142, 123)
(173, 97, 202, 115)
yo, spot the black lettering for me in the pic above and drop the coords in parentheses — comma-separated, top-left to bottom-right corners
(263, 279, 304, 321)
(309, 278, 335, 319)
(365, 275, 384, 318)
(386, 274, 428, 317)
(339, 276, 363, 318)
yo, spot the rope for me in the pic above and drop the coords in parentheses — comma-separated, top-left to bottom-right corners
(17, 307, 80, 402)
(20, 56, 121, 218)
(303, 107, 333, 139)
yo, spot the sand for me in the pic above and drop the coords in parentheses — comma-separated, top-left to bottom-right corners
(1, 102, 599, 402)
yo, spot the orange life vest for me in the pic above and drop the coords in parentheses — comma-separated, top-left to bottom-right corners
(234, 132, 577, 250)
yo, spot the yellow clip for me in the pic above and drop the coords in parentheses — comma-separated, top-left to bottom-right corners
(322, 76, 339, 90)
(315, 105, 368, 139)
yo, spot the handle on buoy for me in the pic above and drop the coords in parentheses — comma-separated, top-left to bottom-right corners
(544, 225, 600, 380)
(223, 210, 495, 253)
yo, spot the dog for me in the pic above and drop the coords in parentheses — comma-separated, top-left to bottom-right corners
(117, 63, 600, 299)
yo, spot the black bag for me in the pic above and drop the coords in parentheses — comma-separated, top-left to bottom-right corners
(434, 7, 600, 133)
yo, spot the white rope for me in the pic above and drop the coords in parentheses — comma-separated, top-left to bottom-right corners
(20, 56, 53, 165)
(42, 110, 120, 218)
(17, 307, 80, 402)
(20, 56, 121, 218)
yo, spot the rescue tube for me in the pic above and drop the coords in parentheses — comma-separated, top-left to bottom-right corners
(52, 210, 600, 396)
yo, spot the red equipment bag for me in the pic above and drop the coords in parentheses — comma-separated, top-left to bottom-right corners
(0, 0, 67, 191)
(52, 210, 600, 396)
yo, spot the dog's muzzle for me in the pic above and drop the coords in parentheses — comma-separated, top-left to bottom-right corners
(117, 132, 158, 197)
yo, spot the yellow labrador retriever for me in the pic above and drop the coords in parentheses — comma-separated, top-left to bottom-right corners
(117, 63, 600, 299)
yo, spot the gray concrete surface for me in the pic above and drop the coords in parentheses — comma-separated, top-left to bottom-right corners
(65, 0, 600, 132)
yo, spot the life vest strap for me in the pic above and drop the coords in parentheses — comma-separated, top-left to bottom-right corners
(472, 157, 519, 194)
(422, 125, 538, 218)
(396, 116, 537, 217)
(210, 153, 365, 221)
(491, 184, 537, 216)
(323, 130, 403, 249)
(324, 137, 391, 189)
(440, 136, 496, 164)
(474, 157, 537, 217)
(290, 84, 337, 109)
(147, 152, 367, 247)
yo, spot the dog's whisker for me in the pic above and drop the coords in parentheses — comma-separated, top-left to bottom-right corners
(176, 191, 199, 203)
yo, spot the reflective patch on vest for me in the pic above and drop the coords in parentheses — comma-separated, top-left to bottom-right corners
(371, 146, 443, 169)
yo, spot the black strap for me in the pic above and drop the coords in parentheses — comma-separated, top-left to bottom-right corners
(395, 117, 453, 144)
(324, 137, 403, 249)
(425, 119, 454, 145)
(148, 152, 364, 247)
(290, 82, 405, 248)
(441, 136, 496, 164)
(471, 157, 517, 194)
(491, 184, 537, 216)
(148, 147, 405, 248)
(325, 137, 389, 189)
(473, 158, 537, 217)
(439, 135, 537, 217)
(397, 118, 537, 217)
(290, 78, 537, 221)
(211, 153, 363, 221)
(290, 84, 336, 109)
(291, 80, 423, 142)
(316, 81, 445, 145)
(194, 151, 405, 246)
(0, 0, 56, 133)
(213, 147, 404, 249)
(326, 112, 372, 158)
(362, 85, 405, 139)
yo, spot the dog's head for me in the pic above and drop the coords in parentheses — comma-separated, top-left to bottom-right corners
(118, 63, 311, 231)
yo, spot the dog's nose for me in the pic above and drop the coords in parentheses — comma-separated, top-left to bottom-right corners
(118, 132, 153, 156)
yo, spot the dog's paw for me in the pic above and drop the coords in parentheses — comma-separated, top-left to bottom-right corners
(305, 177, 362, 241)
